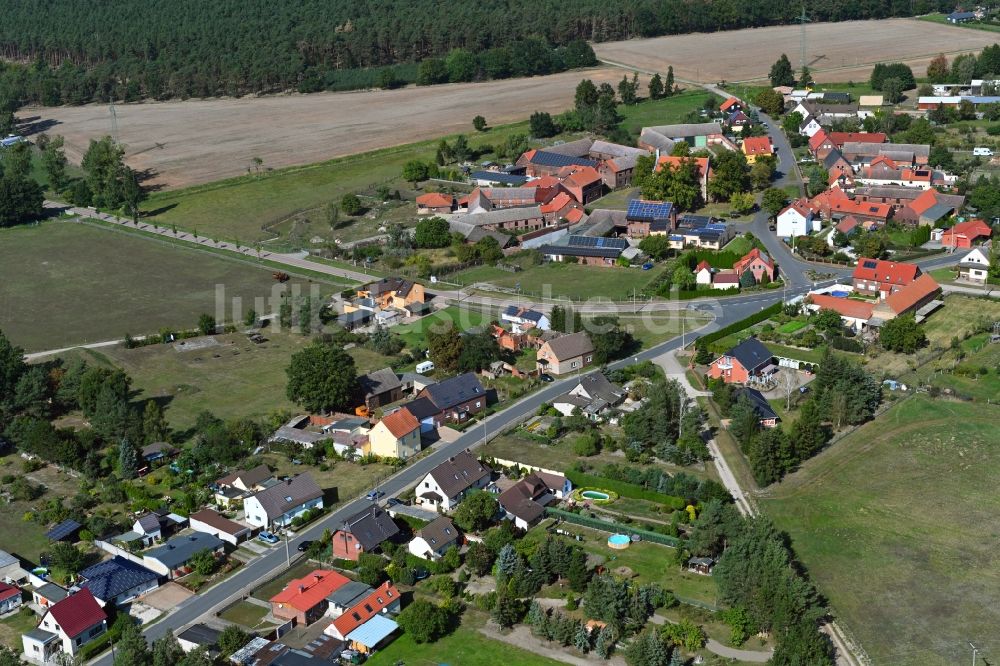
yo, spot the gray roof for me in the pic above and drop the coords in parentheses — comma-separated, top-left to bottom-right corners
(853, 185, 923, 201)
(342, 506, 400, 551)
(0, 550, 17, 569)
(638, 127, 676, 153)
(822, 149, 846, 170)
(734, 387, 779, 422)
(358, 367, 402, 399)
(250, 474, 323, 520)
(79, 557, 158, 603)
(722, 338, 773, 373)
(451, 206, 543, 228)
(135, 513, 162, 534)
(216, 464, 271, 488)
(176, 623, 221, 647)
(842, 142, 930, 158)
(588, 140, 648, 160)
(579, 209, 628, 236)
(428, 450, 491, 499)
(420, 373, 485, 411)
(35, 583, 68, 602)
(327, 580, 373, 608)
(416, 516, 460, 550)
(542, 138, 595, 157)
(24, 628, 58, 644)
(145, 532, 224, 569)
(571, 372, 625, 404)
(542, 331, 594, 361)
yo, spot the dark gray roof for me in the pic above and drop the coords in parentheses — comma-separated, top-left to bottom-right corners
(251, 474, 323, 520)
(79, 557, 158, 603)
(35, 583, 68, 602)
(543, 331, 594, 361)
(362, 276, 415, 298)
(822, 149, 846, 170)
(327, 580, 373, 607)
(420, 373, 485, 411)
(135, 513, 162, 534)
(428, 450, 490, 499)
(358, 367, 402, 399)
(734, 388, 779, 422)
(404, 396, 439, 421)
(342, 506, 400, 551)
(416, 516, 460, 550)
(502, 306, 544, 322)
(571, 372, 624, 404)
(176, 623, 221, 647)
(141, 442, 177, 459)
(722, 338, 774, 373)
(470, 171, 528, 185)
(216, 464, 271, 488)
(526, 150, 597, 169)
(46, 519, 82, 541)
(146, 532, 224, 569)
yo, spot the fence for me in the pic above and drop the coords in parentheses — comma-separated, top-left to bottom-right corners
(544, 507, 681, 548)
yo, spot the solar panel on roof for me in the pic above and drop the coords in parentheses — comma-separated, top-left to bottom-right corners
(566, 235, 627, 249)
(627, 199, 674, 221)
(530, 151, 597, 168)
(46, 519, 82, 541)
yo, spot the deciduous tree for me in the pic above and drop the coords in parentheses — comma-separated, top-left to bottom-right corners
(285, 340, 358, 413)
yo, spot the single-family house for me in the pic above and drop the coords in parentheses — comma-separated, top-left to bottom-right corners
(852, 258, 922, 298)
(216, 464, 272, 495)
(626, 198, 676, 238)
(408, 516, 461, 561)
(324, 581, 401, 650)
(552, 372, 626, 420)
(143, 532, 225, 579)
(958, 246, 991, 283)
(694, 260, 713, 285)
(358, 367, 404, 410)
(243, 474, 324, 530)
(331, 506, 400, 561)
(733, 388, 780, 428)
(0, 583, 21, 614)
(415, 450, 492, 512)
(412, 373, 487, 427)
(327, 581, 375, 619)
(720, 97, 743, 113)
(501, 306, 551, 333)
(942, 219, 992, 249)
(188, 509, 253, 546)
(707, 338, 776, 385)
(367, 408, 421, 459)
(776, 199, 818, 238)
(536, 331, 594, 376)
(415, 193, 455, 215)
(498, 474, 560, 529)
(733, 248, 777, 284)
(741, 136, 773, 164)
(77, 557, 159, 607)
(132, 513, 165, 546)
(176, 624, 222, 655)
(357, 277, 426, 310)
(22, 589, 106, 662)
(270, 569, 350, 626)
(798, 115, 823, 137)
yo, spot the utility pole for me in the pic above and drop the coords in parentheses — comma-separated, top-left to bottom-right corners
(796, 5, 811, 74)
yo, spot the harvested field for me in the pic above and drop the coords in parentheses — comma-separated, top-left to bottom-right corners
(26, 67, 627, 190)
(593, 18, 999, 83)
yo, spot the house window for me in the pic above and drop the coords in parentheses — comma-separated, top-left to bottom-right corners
(586, 356, 592, 362)
(475, 401, 481, 408)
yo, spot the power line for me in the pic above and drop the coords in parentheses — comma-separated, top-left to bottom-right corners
(796, 4, 812, 73)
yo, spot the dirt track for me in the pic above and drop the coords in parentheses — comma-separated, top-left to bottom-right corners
(24, 68, 626, 190)
(593, 17, 998, 84)
(23, 18, 997, 191)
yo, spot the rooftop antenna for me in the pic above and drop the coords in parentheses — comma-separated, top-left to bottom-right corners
(796, 4, 812, 74)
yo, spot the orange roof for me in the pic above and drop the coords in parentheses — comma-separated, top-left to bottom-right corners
(564, 207, 585, 223)
(331, 581, 399, 637)
(808, 130, 830, 152)
(945, 218, 992, 238)
(271, 570, 350, 612)
(869, 155, 898, 169)
(884, 274, 940, 315)
(828, 198, 891, 219)
(524, 175, 561, 190)
(907, 188, 942, 215)
(561, 166, 602, 188)
(741, 136, 773, 156)
(734, 248, 774, 275)
(852, 258, 920, 287)
(416, 192, 454, 208)
(520, 149, 537, 163)
(720, 97, 742, 111)
(540, 191, 574, 214)
(781, 198, 815, 218)
(836, 216, 859, 233)
(809, 294, 874, 320)
(900, 168, 931, 182)
(379, 407, 419, 439)
(828, 132, 887, 146)
(695, 260, 712, 272)
(655, 155, 711, 180)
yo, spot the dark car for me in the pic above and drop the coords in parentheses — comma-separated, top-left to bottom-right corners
(296, 540, 314, 552)
(386, 497, 407, 507)
(539, 374, 554, 383)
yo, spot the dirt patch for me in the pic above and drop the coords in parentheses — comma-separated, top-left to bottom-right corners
(594, 18, 999, 84)
(26, 67, 625, 190)
(140, 582, 194, 611)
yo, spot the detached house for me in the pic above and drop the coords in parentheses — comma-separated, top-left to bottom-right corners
(23, 589, 107, 662)
(214, 464, 273, 507)
(415, 192, 455, 215)
(77, 557, 159, 607)
(243, 474, 324, 529)
(958, 246, 991, 283)
(357, 277, 426, 310)
(331, 506, 400, 561)
(536, 331, 594, 376)
(733, 248, 777, 284)
(324, 581, 401, 653)
(776, 199, 817, 238)
(501, 306, 550, 333)
(733, 388, 779, 428)
(852, 258, 921, 298)
(415, 450, 492, 512)
(552, 372, 625, 420)
(408, 516, 461, 561)
(741, 136, 773, 164)
(707, 338, 776, 385)
(367, 408, 421, 459)
(409, 373, 487, 427)
(143, 532, 225, 579)
(498, 474, 561, 529)
(270, 569, 350, 626)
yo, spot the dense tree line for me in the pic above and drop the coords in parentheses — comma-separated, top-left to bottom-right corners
(0, 0, 955, 105)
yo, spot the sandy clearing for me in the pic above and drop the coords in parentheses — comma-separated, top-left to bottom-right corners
(593, 18, 999, 83)
(23, 67, 627, 190)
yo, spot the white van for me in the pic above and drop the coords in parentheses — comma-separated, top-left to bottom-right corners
(415, 360, 435, 374)
(973, 147, 994, 156)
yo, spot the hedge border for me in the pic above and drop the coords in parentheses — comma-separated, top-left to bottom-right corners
(696, 301, 783, 348)
(566, 470, 686, 510)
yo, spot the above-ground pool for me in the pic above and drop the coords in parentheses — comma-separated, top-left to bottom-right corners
(581, 490, 610, 501)
(608, 534, 631, 550)
(830, 290, 850, 298)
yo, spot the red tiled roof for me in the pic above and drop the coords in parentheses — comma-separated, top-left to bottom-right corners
(944, 218, 992, 239)
(836, 216, 859, 233)
(714, 270, 740, 283)
(735, 248, 774, 273)
(271, 569, 350, 613)
(852, 258, 920, 287)
(720, 97, 741, 111)
(741, 136, 773, 156)
(695, 260, 712, 272)
(564, 208, 585, 223)
(416, 193, 454, 208)
(907, 188, 941, 215)
(900, 168, 931, 182)
(809, 294, 874, 320)
(869, 155, 897, 169)
(524, 175, 561, 189)
(47, 589, 106, 639)
(561, 166, 602, 188)
(379, 408, 419, 439)
(0, 583, 18, 602)
(828, 132, 887, 147)
(808, 130, 830, 152)
(781, 198, 814, 218)
(883, 274, 941, 315)
(540, 191, 574, 214)
(828, 198, 891, 219)
(331, 581, 399, 637)
(655, 156, 711, 180)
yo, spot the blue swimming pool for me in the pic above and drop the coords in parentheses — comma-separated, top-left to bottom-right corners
(830, 290, 850, 298)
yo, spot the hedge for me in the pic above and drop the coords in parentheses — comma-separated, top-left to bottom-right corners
(696, 301, 783, 349)
(566, 470, 686, 510)
(545, 507, 681, 547)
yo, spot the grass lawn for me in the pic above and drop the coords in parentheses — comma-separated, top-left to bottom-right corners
(0, 607, 40, 651)
(0, 221, 333, 352)
(618, 91, 720, 136)
(263, 454, 394, 509)
(252, 561, 321, 601)
(219, 601, 270, 628)
(762, 396, 1000, 665)
(900, 332, 1000, 402)
(368, 618, 565, 666)
(393, 306, 486, 349)
(619, 312, 713, 350)
(458, 262, 669, 301)
(589, 187, 636, 211)
(776, 320, 808, 334)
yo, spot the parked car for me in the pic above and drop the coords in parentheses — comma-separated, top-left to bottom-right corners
(641, 262, 654, 270)
(296, 540, 314, 552)
(258, 532, 279, 545)
(386, 497, 407, 507)
(539, 374, 554, 383)
(366, 490, 385, 501)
